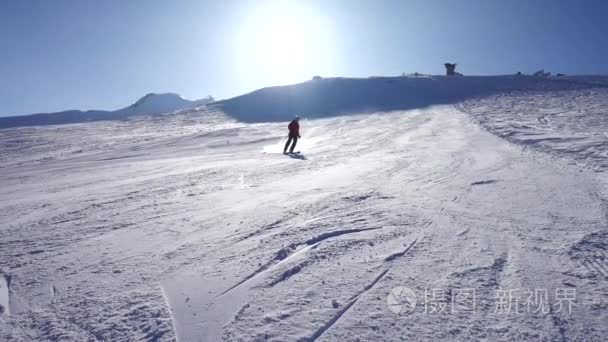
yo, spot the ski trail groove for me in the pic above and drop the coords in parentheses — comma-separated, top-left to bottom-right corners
(457, 229, 470, 236)
(307, 233, 420, 340)
(219, 261, 275, 296)
(159, 284, 178, 342)
(237, 215, 296, 242)
(470, 179, 500, 186)
(221, 227, 382, 296)
(384, 238, 418, 262)
(306, 269, 390, 342)
(304, 227, 381, 245)
(0, 273, 10, 316)
(268, 262, 309, 287)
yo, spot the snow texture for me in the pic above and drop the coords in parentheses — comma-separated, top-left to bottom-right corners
(1, 75, 607, 341)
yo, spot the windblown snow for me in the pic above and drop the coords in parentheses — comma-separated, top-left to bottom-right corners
(0, 76, 607, 341)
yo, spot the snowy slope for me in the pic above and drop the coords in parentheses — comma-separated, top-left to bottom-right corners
(0, 93, 214, 129)
(213, 75, 600, 122)
(1, 76, 607, 341)
(457, 78, 608, 171)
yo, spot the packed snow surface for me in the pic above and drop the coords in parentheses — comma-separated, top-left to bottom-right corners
(0, 76, 607, 341)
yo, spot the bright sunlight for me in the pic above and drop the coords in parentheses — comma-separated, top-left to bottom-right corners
(233, 1, 335, 87)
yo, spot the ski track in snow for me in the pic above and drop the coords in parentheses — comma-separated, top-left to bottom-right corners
(1, 77, 608, 341)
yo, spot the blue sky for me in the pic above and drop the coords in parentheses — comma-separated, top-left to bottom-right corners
(1, 0, 607, 117)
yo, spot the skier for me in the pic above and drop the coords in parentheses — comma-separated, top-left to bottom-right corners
(283, 116, 300, 154)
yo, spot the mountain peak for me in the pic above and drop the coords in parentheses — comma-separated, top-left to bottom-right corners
(130, 93, 187, 110)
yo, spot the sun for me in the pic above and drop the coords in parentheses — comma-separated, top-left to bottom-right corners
(254, 15, 308, 72)
(233, 1, 333, 87)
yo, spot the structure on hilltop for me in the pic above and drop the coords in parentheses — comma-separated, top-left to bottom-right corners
(444, 63, 457, 76)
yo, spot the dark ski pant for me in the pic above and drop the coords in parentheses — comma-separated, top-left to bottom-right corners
(284, 135, 298, 153)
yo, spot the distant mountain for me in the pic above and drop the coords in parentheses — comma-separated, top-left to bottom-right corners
(0, 93, 214, 129)
(122, 93, 213, 116)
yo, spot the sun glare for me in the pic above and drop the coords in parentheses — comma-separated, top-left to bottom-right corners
(234, 1, 334, 87)
(256, 16, 308, 71)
